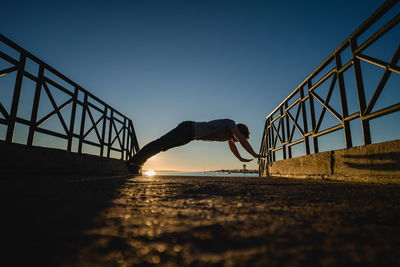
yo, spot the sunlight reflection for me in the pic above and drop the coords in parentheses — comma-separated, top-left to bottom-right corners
(144, 170, 156, 176)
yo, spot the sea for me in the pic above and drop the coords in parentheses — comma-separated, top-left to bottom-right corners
(151, 171, 259, 177)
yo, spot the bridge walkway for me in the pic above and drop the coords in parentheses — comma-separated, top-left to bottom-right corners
(1, 175, 399, 266)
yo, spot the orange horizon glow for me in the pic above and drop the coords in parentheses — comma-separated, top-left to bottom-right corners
(144, 170, 156, 176)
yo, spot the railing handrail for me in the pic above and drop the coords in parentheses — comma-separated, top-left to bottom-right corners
(259, 0, 400, 177)
(0, 34, 127, 118)
(265, 0, 399, 120)
(0, 34, 140, 160)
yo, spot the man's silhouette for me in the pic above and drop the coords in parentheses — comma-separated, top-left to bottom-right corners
(127, 119, 261, 172)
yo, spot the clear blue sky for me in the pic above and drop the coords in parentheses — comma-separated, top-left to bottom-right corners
(1, 0, 397, 171)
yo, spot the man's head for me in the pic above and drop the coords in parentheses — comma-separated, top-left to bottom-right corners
(237, 123, 250, 139)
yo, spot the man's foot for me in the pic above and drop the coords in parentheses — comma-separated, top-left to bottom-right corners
(127, 161, 142, 174)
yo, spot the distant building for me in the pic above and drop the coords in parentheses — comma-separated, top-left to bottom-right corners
(243, 164, 247, 172)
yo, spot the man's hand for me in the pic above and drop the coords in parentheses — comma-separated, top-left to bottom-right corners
(231, 128, 262, 158)
(228, 137, 262, 162)
(228, 139, 252, 162)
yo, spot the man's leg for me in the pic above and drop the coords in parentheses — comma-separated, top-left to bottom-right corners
(128, 121, 193, 165)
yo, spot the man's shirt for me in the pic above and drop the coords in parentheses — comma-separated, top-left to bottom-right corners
(193, 119, 237, 142)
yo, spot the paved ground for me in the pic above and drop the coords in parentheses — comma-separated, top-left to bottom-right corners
(1, 175, 400, 266)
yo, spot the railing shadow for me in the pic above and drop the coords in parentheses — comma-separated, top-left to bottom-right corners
(342, 152, 400, 171)
(0, 174, 135, 266)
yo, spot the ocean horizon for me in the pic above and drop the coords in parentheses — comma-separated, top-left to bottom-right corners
(147, 170, 259, 177)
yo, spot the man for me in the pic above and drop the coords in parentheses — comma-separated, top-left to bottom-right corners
(127, 119, 262, 173)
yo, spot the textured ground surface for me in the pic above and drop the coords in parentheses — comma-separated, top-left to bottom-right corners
(2, 175, 400, 266)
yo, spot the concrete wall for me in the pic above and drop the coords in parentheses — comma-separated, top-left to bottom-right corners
(262, 140, 400, 183)
(0, 140, 129, 176)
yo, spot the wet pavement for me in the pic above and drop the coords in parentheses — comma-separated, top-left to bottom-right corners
(1, 175, 400, 266)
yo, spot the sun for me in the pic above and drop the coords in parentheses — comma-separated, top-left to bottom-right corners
(144, 170, 156, 176)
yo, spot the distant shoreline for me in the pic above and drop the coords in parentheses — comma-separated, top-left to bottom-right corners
(147, 169, 259, 174)
(208, 169, 258, 174)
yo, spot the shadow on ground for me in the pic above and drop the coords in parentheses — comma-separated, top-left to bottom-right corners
(71, 176, 400, 266)
(1, 175, 400, 266)
(0, 175, 132, 266)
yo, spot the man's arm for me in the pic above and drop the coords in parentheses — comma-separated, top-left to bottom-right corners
(227, 139, 253, 162)
(231, 127, 262, 158)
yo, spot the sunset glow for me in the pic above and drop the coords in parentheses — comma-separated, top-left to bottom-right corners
(144, 170, 156, 176)
(1, 0, 392, 172)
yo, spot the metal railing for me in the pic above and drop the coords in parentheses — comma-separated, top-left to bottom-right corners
(0, 34, 139, 160)
(259, 0, 400, 176)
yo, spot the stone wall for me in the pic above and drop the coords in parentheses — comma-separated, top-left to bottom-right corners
(262, 140, 400, 183)
(0, 140, 129, 176)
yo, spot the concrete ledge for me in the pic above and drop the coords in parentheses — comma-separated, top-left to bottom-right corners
(263, 140, 400, 183)
(0, 140, 129, 176)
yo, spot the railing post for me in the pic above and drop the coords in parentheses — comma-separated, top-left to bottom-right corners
(300, 86, 310, 155)
(125, 123, 130, 161)
(107, 109, 114, 158)
(265, 118, 269, 162)
(67, 87, 78, 152)
(307, 79, 319, 153)
(131, 120, 140, 154)
(100, 106, 107, 157)
(6, 54, 26, 142)
(284, 102, 291, 159)
(121, 117, 126, 160)
(263, 120, 270, 177)
(27, 63, 44, 146)
(350, 38, 371, 145)
(78, 94, 88, 154)
(128, 121, 133, 160)
(268, 117, 275, 162)
(335, 51, 353, 148)
(280, 107, 287, 159)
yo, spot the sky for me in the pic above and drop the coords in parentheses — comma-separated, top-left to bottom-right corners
(1, 0, 398, 171)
